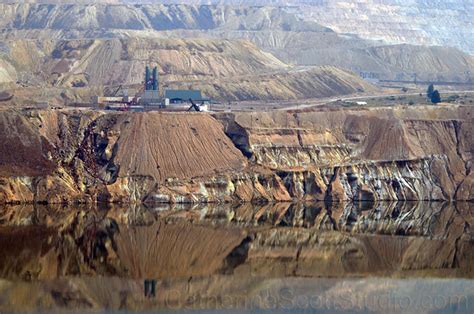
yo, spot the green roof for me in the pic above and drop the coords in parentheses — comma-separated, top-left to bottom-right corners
(164, 90, 202, 101)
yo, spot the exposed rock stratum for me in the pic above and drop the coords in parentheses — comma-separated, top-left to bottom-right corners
(0, 104, 473, 204)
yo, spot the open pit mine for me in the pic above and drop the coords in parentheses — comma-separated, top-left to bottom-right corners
(1, 104, 473, 204)
(0, 56, 473, 310)
(0, 102, 473, 311)
(0, 108, 473, 307)
(0, 1, 473, 312)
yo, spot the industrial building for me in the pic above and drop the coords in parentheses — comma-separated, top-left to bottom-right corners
(164, 90, 203, 103)
(140, 66, 161, 107)
(94, 66, 209, 112)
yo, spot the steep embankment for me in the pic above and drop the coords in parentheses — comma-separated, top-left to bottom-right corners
(0, 38, 286, 87)
(296, 0, 473, 55)
(0, 1, 474, 83)
(0, 3, 327, 32)
(0, 109, 247, 203)
(263, 38, 474, 82)
(167, 66, 374, 101)
(96, 113, 247, 182)
(0, 2, 472, 82)
(219, 105, 473, 202)
(0, 105, 472, 204)
(0, 38, 374, 102)
(365, 44, 474, 82)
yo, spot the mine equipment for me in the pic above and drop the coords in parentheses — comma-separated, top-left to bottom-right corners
(187, 98, 208, 112)
(111, 85, 124, 96)
(145, 66, 159, 91)
(104, 84, 125, 97)
(140, 66, 161, 106)
(145, 66, 150, 90)
(95, 65, 209, 112)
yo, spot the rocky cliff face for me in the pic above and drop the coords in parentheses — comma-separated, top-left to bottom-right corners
(218, 106, 473, 202)
(0, 105, 473, 311)
(0, 104, 472, 205)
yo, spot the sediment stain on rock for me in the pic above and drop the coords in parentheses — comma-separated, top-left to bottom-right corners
(0, 105, 473, 204)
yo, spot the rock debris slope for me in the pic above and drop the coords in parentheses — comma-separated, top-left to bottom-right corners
(221, 105, 473, 202)
(0, 109, 247, 204)
(0, 38, 374, 103)
(100, 112, 247, 182)
(0, 2, 471, 83)
(169, 66, 374, 101)
(0, 104, 473, 204)
(0, 38, 285, 87)
(296, 0, 474, 54)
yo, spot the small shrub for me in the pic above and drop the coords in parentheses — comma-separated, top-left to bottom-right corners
(446, 95, 460, 103)
(431, 90, 441, 104)
(427, 84, 434, 98)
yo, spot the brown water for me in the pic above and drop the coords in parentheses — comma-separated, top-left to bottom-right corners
(0, 201, 472, 312)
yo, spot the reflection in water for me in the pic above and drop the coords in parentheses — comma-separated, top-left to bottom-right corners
(144, 279, 157, 298)
(0, 202, 473, 312)
(0, 275, 472, 313)
(1, 201, 472, 238)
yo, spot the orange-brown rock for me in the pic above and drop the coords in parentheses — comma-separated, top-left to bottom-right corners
(0, 104, 473, 204)
(0, 201, 472, 281)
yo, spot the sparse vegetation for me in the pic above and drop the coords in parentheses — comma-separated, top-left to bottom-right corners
(427, 84, 434, 98)
(446, 94, 460, 103)
(348, 91, 474, 109)
(431, 90, 441, 104)
(427, 84, 441, 104)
